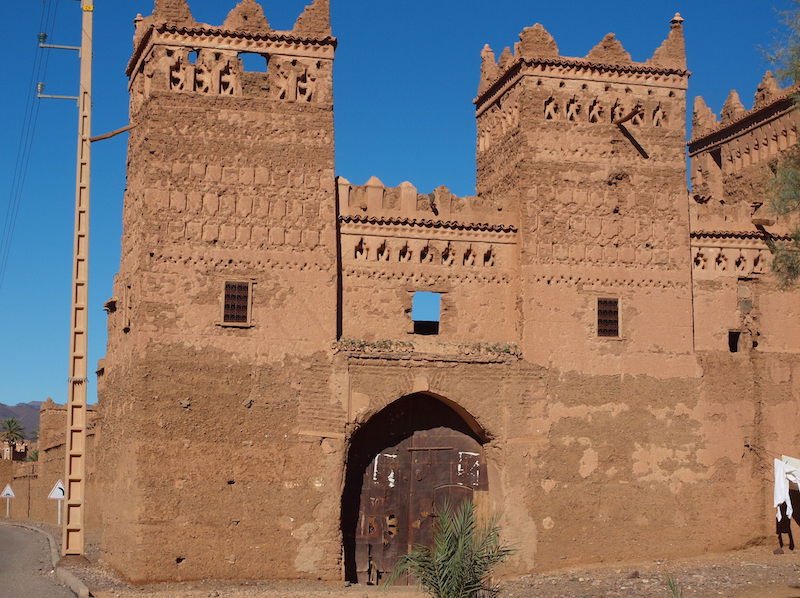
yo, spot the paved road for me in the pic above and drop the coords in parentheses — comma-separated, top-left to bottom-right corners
(0, 524, 73, 598)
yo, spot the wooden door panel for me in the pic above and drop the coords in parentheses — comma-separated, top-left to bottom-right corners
(355, 425, 485, 584)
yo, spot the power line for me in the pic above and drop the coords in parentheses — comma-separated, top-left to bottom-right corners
(0, 0, 61, 290)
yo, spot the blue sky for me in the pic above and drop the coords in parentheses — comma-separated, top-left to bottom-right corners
(0, 0, 794, 406)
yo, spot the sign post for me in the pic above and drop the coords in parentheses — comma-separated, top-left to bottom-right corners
(48, 480, 65, 526)
(1, 484, 14, 518)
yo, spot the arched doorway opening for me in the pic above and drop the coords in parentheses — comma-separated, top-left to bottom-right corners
(341, 393, 488, 584)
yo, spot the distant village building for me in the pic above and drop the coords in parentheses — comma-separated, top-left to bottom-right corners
(85, 0, 800, 585)
(1, 440, 28, 461)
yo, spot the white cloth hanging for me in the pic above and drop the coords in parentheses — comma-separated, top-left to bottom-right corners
(783, 455, 800, 488)
(774, 456, 800, 520)
(775, 459, 790, 520)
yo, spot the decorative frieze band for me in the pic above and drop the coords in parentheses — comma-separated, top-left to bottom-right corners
(149, 250, 333, 273)
(528, 273, 687, 289)
(338, 214, 517, 234)
(691, 244, 769, 278)
(476, 58, 688, 116)
(344, 266, 511, 286)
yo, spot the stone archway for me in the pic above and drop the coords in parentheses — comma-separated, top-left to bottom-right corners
(341, 393, 488, 584)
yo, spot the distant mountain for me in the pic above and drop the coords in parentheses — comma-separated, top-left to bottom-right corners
(0, 402, 42, 439)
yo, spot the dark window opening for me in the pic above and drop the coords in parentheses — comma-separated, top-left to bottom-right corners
(711, 147, 722, 170)
(414, 321, 440, 335)
(728, 330, 741, 353)
(412, 291, 441, 336)
(597, 298, 619, 337)
(223, 281, 250, 324)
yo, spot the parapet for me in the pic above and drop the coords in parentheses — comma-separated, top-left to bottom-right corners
(476, 13, 688, 103)
(336, 177, 516, 232)
(130, 0, 333, 75)
(126, 0, 335, 113)
(688, 72, 799, 241)
(337, 177, 517, 274)
(690, 72, 798, 147)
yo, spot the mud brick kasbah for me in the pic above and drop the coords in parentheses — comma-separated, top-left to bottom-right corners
(64, 0, 800, 585)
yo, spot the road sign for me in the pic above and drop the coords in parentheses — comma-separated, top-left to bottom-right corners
(48, 480, 65, 525)
(2, 484, 12, 519)
(48, 480, 65, 500)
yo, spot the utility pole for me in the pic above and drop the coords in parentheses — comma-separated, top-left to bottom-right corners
(62, 0, 93, 558)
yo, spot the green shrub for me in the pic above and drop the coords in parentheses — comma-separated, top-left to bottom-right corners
(385, 500, 513, 598)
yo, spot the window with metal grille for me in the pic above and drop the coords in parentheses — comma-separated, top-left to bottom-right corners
(223, 281, 251, 325)
(597, 298, 619, 337)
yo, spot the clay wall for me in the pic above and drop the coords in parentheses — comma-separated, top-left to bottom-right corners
(337, 178, 519, 346)
(333, 349, 800, 573)
(692, 256, 800, 354)
(96, 348, 343, 582)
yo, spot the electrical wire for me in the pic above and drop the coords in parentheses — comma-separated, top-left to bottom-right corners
(0, 0, 62, 291)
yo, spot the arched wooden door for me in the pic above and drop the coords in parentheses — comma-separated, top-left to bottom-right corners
(342, 394, 487, 585)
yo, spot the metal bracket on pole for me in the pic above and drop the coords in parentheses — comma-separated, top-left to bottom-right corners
(36, 83, 78, 103)
(38, 94, 80, 102)
(40, 43, 80, 52)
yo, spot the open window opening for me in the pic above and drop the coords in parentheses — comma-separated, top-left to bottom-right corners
(239, 52, 268, 73)
(728, 330, 741, 353)
(412, 291, 441, 335)
(711, 147, 722, 170)
(597, 298, 619, 338)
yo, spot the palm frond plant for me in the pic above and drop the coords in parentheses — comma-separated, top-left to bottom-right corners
(385, 500, 514, 598)
(1, 418, 25, 444)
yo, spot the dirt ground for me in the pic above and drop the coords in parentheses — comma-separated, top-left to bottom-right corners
(63, 545, 800, 598)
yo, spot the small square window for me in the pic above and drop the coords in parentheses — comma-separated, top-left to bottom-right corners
(597, 298, 619, 338)
(412, 291, 441, 335)
(222, 281, 252, 326)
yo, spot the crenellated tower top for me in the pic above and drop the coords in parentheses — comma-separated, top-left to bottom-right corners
(223, 0, 271, 33)
(476, 13, 688, 102)
(689, 71, 798, 232)
(127, 0, 335, 115)
(153, 0, 194, 25)
(475, 14, 691, 212)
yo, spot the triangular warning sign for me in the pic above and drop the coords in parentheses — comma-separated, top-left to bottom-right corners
(48, 480, 65, 500)
(1, 484, 14, 499)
